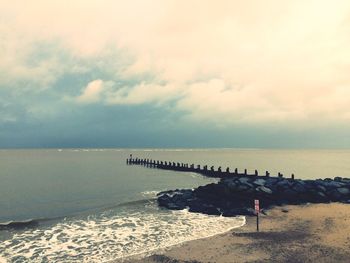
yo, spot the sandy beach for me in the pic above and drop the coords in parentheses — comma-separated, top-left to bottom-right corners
(123, 203, 350, 263)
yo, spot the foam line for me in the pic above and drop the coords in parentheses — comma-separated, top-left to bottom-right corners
(0, 203, 245, 262)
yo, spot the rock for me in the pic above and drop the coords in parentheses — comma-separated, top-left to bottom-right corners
(276, 180, 293, 189)
(281, 189, 298, 201)
(203, 205, 221, 215)
(238, 177, 251, 184)
(281, 208, 289, 213)
(326, 181, 345, 188)
(166, 202, 186, 210)
(244, 186, 256, 194)
(256, 186, 273, 194)
(296, 180, 306, 185)
(157, 190, 173, 196)
(341, 178, 350, 183)
(188, 202, 204, 213)
(264, 184, 277, 193)
(328, 190, 343, 201)
(317, 191, 327, 198)
(189, 203, 220, 215)
(225, 179, 237, 189)
(334, 177, 343, 181)
(337, 187, 350, 195)
(242, 182, 254, 188)
(180, 190, 193, 199)
(235, 184, 251, 192)
(264, 179, 279, 190)
(301, 189, 328, 203)
(157, 170, 350, 218)
(267, 177, 282, 183)
(157, 192, 188, 210)
(316, 185, 327, 192)
(292, 182, 306, 193)
(253, 179, 266, 186)
(172, 193, 186, 203)
(157, 194, 171, 206)
(195, 183, 223, 198)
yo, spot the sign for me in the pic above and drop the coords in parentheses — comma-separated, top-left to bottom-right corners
(254, 199, 259, 214)
(254, 199, 260, 232)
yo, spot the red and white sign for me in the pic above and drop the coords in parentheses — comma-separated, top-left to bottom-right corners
(254, 199, 259, 214)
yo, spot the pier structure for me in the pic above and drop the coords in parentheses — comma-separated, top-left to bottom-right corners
(126, 157, 295, 179)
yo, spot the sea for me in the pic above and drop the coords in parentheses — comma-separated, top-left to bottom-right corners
(1, 148, 350, 262)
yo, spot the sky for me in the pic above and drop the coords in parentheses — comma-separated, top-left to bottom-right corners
(1, 0, 350, 148)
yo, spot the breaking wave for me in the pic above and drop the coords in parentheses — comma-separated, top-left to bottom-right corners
(0, 219, 39, 230)
(0, 200, 245, 262)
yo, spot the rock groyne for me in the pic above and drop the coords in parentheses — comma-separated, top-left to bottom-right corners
(157, 176, 350, 216)
(127, 156, 350, 216)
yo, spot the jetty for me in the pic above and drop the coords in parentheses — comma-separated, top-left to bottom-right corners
(126, 156, 294, 180)
(127, 155, 350, 217)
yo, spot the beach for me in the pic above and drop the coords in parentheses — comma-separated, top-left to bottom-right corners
(2, 150, 350, 262)
(126, 203, 350, 263)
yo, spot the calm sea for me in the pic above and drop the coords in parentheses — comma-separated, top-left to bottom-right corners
(0, 148, 349, 262)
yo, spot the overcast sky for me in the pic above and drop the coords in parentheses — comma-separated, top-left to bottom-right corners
(1, 0, 350, 148)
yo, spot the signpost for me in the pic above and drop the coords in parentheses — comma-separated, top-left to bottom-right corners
(255, 199, 259, 232)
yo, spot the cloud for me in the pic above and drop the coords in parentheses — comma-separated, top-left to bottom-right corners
(1, 0, 350, 127)
(76, 79, 104, 103)
(105, 82, 184, 105)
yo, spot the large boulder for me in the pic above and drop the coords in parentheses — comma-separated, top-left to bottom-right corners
(202, 205, 221, 215)
(337, 187, 350, 195)
(276, 180, 293, 190)
(158, 194, 187, 210)
(328, 190, 343, 201)
(292, 182, 307, 193)
(253, 178, 266, 186)
(326, 181, 346, 188)
(256, 186, 273, 194)
(316, 185, 327, 193)
(235, 183, 252, 192)
(238, 177, 251, 184)
(224, 179, 237, 190)
(188, 202, 220, 215)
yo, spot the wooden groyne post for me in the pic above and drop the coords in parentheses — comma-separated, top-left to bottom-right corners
(126, 156, 295, 180)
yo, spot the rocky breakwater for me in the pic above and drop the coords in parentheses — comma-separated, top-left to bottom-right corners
(157, 176, 350, 216)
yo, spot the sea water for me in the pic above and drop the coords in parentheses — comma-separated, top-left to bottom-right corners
(1, 148, 350, 262)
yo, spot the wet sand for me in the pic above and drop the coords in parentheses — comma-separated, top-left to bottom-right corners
(123, 203, 350, 263)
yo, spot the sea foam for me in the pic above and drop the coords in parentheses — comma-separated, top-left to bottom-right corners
(0, 201, 245, 263)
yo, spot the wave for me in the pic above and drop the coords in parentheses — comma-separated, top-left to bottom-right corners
(111, 198, 156, 208)
(0, 205, 245, 262)
(0, 197, 158, 231)
(116, 215, 246, 262)
(0, 219, 40, 230)
(141, 190, 162, 198)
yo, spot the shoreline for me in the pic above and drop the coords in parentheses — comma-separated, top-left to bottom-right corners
(125, 203, 350, 263)
(111, 214, 246, 263)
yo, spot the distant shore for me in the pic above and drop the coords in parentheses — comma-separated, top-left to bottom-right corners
(122, 203, 350, 263)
